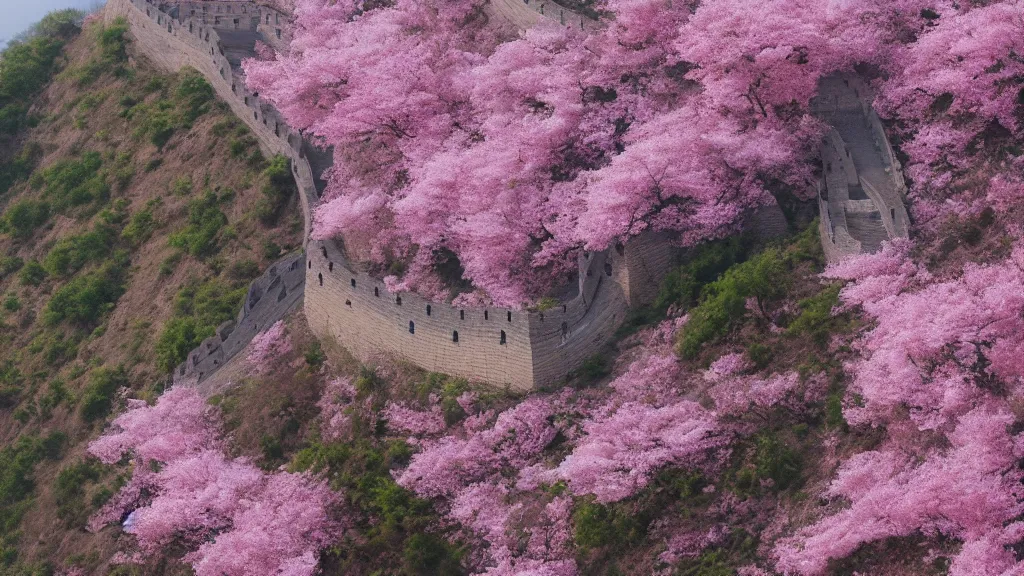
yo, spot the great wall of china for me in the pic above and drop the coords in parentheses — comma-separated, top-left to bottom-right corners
(812, 76, 910, 262)
(105, 0, 904, 391)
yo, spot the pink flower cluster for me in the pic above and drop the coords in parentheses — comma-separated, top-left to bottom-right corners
(382, 401, 446, 435)
(247, 320, 292, 374)
(317, 376, 357, 441)
(775, 241, 1024, 573)
(88, 387, 339, 576)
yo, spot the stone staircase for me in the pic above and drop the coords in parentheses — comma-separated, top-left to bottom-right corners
(845, 211, 887, 253)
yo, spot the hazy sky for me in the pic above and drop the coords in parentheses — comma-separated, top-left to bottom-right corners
(0, 0, 106, 47)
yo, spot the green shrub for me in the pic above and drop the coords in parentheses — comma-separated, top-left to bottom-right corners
(0, 257, 23, 279)
(289, 435, 453, 574)
(0, 361, 24, 408)
(211, 117, 239, 137)
(0, 432, 66, 536)
(174, 68, 214, 126)
(304, 341, 325, 368)
(40, 151, 107, 212)
(54, 461, 102, 526)
(262, 240, 282, 260)
(43, 223, 117, 277)
(229, 137, 257, 158)
(402, 533, 463, 576)
(18, 260, 47, 287)
(2, 295, 20, 313)
(168, 191, 228, 258)
(572, 500, 644, 552)
(741, 428, 802, 491)
(786, 284, 843, 346)
(80, 365, 128, 422)
(3, 199, 50, 239)
(227, 259, 260, 282)
(154, 278, 246, 372)
(676, 248, 789, 359)
(0, 36, 66, 106)
(655, 237, 745, 313)
(746, 341, 774, 370)
(159, 252, 182, 277)
(43, 256, 129, 326)
(121, 201, 160, 246)
(254, 155, 296, 225)
(111, 152, 135, 190)
(169, 176, 192, 197)
(97, 18, 129, 62)
(0, 104, 29, 137)
(154, 317, 203, 373)
(825, 389, 847, 431)
(39, 378, 69, 412)
(38, 330, 80, 365)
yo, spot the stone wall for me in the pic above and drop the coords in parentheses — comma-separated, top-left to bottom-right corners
(812, 75, 909, 262)
(175, 253, 305, 383)
(306, 239, 539, 390)
(488, 0, 597, 31)
(111, 0, 791, 391)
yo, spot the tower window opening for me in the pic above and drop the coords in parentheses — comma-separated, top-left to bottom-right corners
(409, 321, 415, 334)
(426, 305, 432, 316)
(500, 330, 507, 345)
(452, 331, 459, 343)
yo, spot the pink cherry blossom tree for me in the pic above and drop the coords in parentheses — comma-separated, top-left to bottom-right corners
(247, 320, 293, 374)
(88, 387, 340, 576)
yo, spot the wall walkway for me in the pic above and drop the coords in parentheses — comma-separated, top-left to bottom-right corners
(811, 75, 910, 262)
(488, 0, 597, 31)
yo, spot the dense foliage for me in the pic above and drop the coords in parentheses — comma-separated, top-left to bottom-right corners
(243, 0, 1021, 308)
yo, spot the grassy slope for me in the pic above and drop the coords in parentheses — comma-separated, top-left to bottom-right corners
(0, 17, 301, 575)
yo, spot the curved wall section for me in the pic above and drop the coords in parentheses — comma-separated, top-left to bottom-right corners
(109, 0, 789, 391)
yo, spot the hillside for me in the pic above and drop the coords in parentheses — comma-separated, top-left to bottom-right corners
(0, 12, 301, 574)
(2, 1, 1024, 576)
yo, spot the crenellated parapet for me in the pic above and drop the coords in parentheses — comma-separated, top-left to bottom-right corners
(176, 254, 305, 383)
